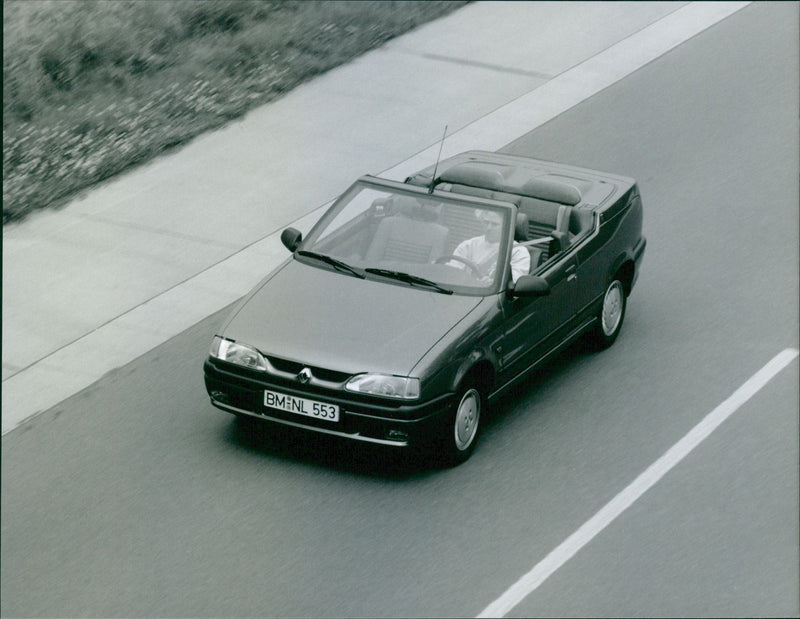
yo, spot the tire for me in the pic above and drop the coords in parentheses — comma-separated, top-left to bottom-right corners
(586, 277, 626, 350)
(440, 381, 483, 466)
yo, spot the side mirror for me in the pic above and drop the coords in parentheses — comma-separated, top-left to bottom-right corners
(509, 275, 550, 298)
(281, 227, 302, 252)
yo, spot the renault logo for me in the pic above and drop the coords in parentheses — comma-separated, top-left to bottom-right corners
(297, 368, 312, 384)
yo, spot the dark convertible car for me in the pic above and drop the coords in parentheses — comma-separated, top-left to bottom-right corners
(204, 150, 646, 464)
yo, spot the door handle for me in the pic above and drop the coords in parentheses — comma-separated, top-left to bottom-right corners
(566, 263, 577, 281)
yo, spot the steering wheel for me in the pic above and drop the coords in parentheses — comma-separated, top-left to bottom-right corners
(435, 254, 482, 277)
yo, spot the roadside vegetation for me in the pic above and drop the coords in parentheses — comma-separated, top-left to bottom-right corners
(3, 0, 467, 223)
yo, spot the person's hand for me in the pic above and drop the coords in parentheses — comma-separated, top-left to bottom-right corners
(476, 268, 494, 285)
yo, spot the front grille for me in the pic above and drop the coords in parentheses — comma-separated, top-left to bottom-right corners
(265, 355, 352, 383)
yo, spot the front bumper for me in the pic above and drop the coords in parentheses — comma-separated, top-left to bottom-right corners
(204, 359, 455, 447)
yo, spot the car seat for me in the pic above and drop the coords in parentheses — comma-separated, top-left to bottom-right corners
(364, 196, 448, 263)
(515, 212, 544, 272)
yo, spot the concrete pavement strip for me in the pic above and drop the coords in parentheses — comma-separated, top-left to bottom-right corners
(2, 2, 749, 434)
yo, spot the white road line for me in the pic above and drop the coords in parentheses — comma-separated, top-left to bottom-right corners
(477, 347, 799, 618)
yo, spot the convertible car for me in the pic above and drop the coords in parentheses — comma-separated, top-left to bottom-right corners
(204, 150, 646, 464)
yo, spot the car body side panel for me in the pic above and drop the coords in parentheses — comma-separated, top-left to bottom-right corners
(410, 296, 504, 398)
(498, 253, 579, 386)
(574, 186, 645, 317)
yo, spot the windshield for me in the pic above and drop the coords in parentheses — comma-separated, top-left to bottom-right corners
(299, 180, 513, 295)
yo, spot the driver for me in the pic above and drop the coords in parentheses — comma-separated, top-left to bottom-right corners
(451, 210, 530, 283)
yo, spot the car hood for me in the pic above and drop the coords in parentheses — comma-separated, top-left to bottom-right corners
(221, 259, 483, 375)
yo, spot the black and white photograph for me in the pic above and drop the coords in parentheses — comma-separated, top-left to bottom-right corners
(3, 1, 798, 617)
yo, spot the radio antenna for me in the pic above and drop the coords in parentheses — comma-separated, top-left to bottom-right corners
(428, 125, 448, 194)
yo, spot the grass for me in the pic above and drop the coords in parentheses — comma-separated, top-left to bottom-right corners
(2, 0, 468, 223)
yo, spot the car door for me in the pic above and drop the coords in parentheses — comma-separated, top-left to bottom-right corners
(497, 253, 579, 386)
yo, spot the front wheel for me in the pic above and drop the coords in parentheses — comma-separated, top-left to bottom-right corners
(439, 382, 482, 466)
(586, 278, 626, 350)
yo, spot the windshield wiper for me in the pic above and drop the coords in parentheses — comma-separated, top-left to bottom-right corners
(365, 268, 453, 295)
(296, 250, 365, 279)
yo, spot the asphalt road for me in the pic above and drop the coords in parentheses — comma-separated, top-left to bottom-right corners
(2, 3, 797, 617)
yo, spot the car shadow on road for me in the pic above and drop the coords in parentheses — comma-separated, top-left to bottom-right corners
(220, 415, 442, 481)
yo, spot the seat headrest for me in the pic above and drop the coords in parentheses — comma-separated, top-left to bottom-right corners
(392, 195, 422, 213)
(391, 195, 440, 221)
(438, 163, 506, 191)
(515, 212, 529, 242)
(519, 178, 581, 205)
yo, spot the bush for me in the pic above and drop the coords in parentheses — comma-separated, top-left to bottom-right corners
(3, 0, 468, 222)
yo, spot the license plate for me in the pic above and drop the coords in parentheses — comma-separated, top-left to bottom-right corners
(263, 389, 339, 422)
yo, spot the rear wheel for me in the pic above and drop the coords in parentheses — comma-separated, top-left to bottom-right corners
(587, 277, 626, 350)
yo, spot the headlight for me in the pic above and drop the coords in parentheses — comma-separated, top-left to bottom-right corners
(210, 336, 267, 371)
(345, 374, 420, 400)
